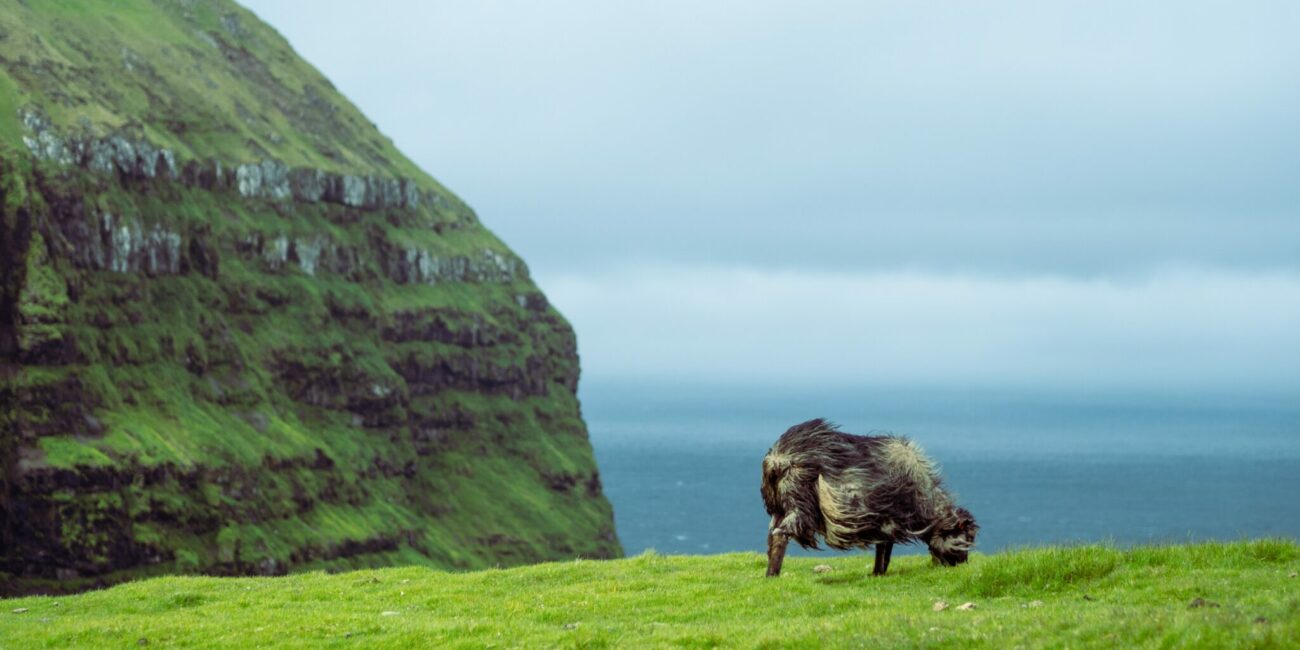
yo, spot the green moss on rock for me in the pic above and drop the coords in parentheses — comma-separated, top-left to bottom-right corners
(1, 0, 620, 596)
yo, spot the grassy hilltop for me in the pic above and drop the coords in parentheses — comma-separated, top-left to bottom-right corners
(0, 1, 435, 179)
(2, 540, 1297, 648)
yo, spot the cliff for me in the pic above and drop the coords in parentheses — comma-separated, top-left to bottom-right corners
(0, 0, 620, 595)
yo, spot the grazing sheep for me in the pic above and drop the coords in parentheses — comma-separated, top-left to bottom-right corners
(760, 418, 978, 577)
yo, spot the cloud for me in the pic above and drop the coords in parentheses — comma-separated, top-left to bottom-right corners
(541, 265, 1300, 392)
(243, 0, 1300, 277)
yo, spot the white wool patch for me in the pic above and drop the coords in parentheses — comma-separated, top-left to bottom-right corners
(816, 473, 877, 548)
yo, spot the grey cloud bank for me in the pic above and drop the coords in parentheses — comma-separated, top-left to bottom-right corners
(541, 266, 1300, 392)
(242, 0, 1300, 391)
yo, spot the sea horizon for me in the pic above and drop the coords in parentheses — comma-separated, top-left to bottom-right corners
(581, 380, 1300, 558)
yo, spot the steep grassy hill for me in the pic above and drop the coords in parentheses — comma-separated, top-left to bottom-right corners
(0, 0, 620, 595)
(1, 541, 1296, 648)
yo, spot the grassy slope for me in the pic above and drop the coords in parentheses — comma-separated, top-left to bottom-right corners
(2, 0, 619, 591)
(1, 541, 1297, 648)
(0, 0, 437, 184)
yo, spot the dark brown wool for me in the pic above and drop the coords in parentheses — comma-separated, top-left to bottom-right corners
(760, 419, 978, 577)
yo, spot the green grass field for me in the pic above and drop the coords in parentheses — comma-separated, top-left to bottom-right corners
(2, 540, 1296, 648)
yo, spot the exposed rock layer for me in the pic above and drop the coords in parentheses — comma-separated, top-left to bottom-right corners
(22, 109, 454, 212)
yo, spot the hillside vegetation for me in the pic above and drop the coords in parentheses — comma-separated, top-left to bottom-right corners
(2, 540, 1297, 648)
(1, 0, 618, 595)
(0, 0, 433, 180)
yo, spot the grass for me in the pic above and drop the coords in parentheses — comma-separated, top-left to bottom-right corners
(0, 0, 443, 186)
(1, 540, 1296, 648)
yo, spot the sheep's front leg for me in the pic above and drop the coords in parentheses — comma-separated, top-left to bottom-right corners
(873, 541, 894, 576)
(766, 528, 789, 577)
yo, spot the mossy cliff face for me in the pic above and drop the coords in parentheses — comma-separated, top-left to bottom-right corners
(0, 1, 620, 595)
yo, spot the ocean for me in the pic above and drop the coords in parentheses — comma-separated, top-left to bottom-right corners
(581, 382, 1300, 559)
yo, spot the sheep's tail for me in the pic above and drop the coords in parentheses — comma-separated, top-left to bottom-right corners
(761, 449, 824, 549)
(760, 451, 791, 516)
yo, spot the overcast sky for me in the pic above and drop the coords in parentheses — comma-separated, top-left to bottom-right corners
(243, 0, 1300, 393)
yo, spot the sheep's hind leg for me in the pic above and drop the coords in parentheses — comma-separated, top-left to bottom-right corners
(766, 528, 790, 577)
(873, 542, 894, 576)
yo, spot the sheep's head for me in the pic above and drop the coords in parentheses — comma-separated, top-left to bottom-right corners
(928, 507, 978, 567)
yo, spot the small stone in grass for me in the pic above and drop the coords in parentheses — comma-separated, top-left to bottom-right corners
(813, 564, 833, 574)
(932, 601, 949, 612)
(12, 608, 28, 614)
(956, 602, 976, 611)
(563, 623, 580, 630)
(1023, 600, 1044, 608)
(137, 638, 149, 646)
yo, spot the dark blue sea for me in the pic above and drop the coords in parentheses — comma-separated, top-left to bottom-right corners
(582, 382, 1300, 559)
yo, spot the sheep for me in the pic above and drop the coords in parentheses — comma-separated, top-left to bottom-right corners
(760, 418, 978, 577)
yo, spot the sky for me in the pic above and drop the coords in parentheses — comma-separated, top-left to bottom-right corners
(242, 0, 1300, 394)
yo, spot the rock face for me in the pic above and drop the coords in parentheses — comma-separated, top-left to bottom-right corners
(0, 1, 619, 595)
(22, 109, 443, 212)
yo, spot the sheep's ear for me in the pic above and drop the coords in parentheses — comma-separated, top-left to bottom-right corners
(954, 508, 976, 532)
